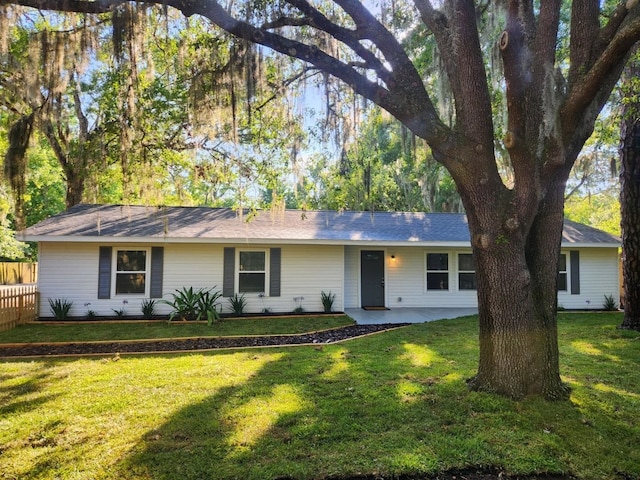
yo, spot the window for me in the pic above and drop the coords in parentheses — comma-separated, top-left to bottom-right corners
(115, 249, 147, 294)
(238, 250, 266, 293)
(458, 253, 477, 290)
(557, 254, 567, 291)
(426, 253, 449, 290)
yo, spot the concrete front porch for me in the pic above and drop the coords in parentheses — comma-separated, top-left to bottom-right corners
(345, 307, 478, 325)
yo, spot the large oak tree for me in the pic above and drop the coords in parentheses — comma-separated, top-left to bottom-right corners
(620, 48, 640, 330)
(4, 0, 640, 398)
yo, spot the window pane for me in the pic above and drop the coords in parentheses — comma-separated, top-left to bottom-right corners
(239, 273, 265, 293)
(427, 253, 448, 271)
(558, 273, 567, 291)
(240, 251, 265, 271)
(558, 254, 566, 271)
(427, 272, 449, 290)
(458, 254, 475, 271)
(459, 273, 477, 290)
(116, 273, 146, 294)
(117, 250, 146, 272)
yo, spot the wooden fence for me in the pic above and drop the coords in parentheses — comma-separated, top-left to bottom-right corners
(0, 262, 38, 285)
(0, 285, 39, 332)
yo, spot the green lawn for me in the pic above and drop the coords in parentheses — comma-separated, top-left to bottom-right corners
(1, 312, 639, 480)
(0, 315, 354, 343)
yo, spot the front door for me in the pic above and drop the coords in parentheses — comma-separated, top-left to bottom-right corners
(361, 250, 385, 308)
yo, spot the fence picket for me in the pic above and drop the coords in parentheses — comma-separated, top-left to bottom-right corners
(0, 285, 39, 332)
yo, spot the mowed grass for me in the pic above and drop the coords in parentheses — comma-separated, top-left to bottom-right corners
(0, 315, 354, 343)
(1, 312, 639, 480)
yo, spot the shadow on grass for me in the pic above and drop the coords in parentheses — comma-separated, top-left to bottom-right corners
(0, 368, 61, 417)
(110, 317, 640, 480)
(6, 315, 638, 480)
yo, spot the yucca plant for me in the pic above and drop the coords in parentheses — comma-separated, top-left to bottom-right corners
(198, 287, 223, 325)
(48, 298, 73, 320)
(321, 290, 336, 313)
(141, 299, 156, 318)
(161, 286, 222, 322)
(227, 293, 247, 316)
(603, 294, 619, 311)
(161, 286, 202, 321)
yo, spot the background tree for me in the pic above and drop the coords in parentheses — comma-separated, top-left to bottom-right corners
(619, 48, 640, 330)
(4, 0, 640, 399)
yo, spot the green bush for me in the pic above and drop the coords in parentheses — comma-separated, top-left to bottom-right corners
(48, 298, 73, 320)
(321, 290, 336, 313)
(161, 286, 221, 323)
(141, 299, 156, 318)
(197, 288, 222, 325)
(227, 293, 247, 316)
(602, 294, 618, 311)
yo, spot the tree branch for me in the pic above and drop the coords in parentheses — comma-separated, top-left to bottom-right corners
(568, 0, 600, 87)
(562, 12, 640, 137)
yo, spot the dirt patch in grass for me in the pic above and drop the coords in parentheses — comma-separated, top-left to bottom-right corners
(0, 323, 409, 357)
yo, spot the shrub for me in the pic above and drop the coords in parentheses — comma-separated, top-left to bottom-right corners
(161, 286, 222, 323)
(321, 291, 336, 313)
(603, 294, 618, 311)
(141, 299, 156, 318)
(197, 288, 222, 325)
(227, 293, 247, 316)
(161, 286, 202, 321)
(48, 298, 73, 320)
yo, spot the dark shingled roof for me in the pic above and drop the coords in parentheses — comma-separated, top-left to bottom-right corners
(20, 204, 620, 246)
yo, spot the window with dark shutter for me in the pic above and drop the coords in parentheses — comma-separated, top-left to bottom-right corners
(150, 247, 164, 298)
(223, 247, 235, 297)
(570, 251, 580, 295)
(269, 248, 281, 297)
(98, 246, 112, 299)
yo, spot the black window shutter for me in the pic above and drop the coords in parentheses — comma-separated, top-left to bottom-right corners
(150, 247, 164, 298)
(570, 251, 580, 295)
(269, 248, 281, 297)
(223, 247, 235, 297)
(98, 246, 112, 299)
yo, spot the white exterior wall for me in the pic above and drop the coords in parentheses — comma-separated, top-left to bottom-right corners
(344, 246, 360, 308)
(37, 242, 344, 318)
(344, 245, 619, 310)
(557, 248, 619, 309)
(344, 246, 478, 308)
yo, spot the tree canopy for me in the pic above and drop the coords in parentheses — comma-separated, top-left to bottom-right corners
(2, 0, 640, 398)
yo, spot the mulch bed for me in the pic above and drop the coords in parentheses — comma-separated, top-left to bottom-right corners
(0, 323, 409, 358)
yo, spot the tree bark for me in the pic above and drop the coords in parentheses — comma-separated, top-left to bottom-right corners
(5, 0, 640, 399)
(620, 54, 640, 330)
(461, 170, 570, 400)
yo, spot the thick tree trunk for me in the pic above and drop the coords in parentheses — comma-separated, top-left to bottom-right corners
(65, 167, 85, 208)
(466, 183, 570, 400)
(620, 89, 640, 330)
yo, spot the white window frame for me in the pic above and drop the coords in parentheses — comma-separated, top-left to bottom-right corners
(236, 249, 270, 295)
(558, 253, 568, 292)
(457, 253, 477, 291)
(112, 247, 150, 297)
(425, 252, 450, 291)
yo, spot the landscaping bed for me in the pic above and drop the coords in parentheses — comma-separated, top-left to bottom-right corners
(0, 323, 409, 357)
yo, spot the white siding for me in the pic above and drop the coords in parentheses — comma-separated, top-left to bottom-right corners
(37, 242, 344, 318)
(557, 248, 619, 309)
(344, 246, 619, 310)
(344, 246, 360, 308)
(36, 241, 619, 318)
(343, 246, 478, 308)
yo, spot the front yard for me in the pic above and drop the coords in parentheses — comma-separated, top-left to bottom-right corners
(1, 313, 638, 480)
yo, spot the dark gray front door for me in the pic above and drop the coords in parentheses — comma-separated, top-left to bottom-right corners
(361, 250, 385, 307)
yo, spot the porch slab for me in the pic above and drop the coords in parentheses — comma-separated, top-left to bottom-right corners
(345, 307, 478, 325)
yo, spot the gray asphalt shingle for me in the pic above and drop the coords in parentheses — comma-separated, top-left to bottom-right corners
(20, 204, 620, 245)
